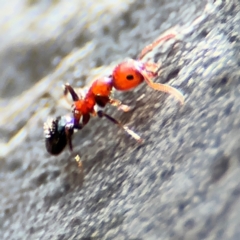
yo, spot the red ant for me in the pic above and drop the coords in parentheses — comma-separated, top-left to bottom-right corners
(44, 30, 184, 155)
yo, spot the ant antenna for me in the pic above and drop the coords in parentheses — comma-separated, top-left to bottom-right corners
(138, 31, 176, 59)
(141, 70, 184, 104)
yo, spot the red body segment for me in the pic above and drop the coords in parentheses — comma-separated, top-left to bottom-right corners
(89, 77, 113, 96)
(112, 59, 145, 91)
(71, 77, 113, 125)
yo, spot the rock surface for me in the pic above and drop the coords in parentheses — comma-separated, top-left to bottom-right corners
(0, 0, 240, 239)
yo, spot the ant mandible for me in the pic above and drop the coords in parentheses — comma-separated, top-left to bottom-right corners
(44, 30, 184, 155)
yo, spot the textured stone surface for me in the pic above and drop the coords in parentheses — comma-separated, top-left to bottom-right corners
(0, 0, 240, 239)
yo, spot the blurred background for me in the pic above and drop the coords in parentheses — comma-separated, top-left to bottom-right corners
(0, 0, 239, 239)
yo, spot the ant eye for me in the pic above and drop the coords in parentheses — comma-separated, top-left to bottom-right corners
(126, 74, 134, 80)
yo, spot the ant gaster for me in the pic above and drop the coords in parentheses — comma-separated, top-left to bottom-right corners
(44, 115, 81, 155)
(44, 30, 184, 155)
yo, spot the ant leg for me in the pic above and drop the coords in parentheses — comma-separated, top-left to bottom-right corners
(139, 28, 177, 60)
(97, 110, 143, 143)
(82, 114, 90, 126)
(65, 125, 74, 151)
(141, 70, 184, 104)
(66, 121, 84, 151)
(73, 122, 84, 130)
(109, 98, 132, 112)
(63, 83, 79, 101)
(67, 132, 73, 151)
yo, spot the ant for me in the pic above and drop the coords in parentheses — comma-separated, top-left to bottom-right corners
(44, 30, 184, 155)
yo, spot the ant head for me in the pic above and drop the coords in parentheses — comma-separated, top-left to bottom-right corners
(44, 116, 74, 155)
(112, 59, 145, 91)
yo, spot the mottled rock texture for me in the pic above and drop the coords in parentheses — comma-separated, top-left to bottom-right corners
(0, 0, 239, 239)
